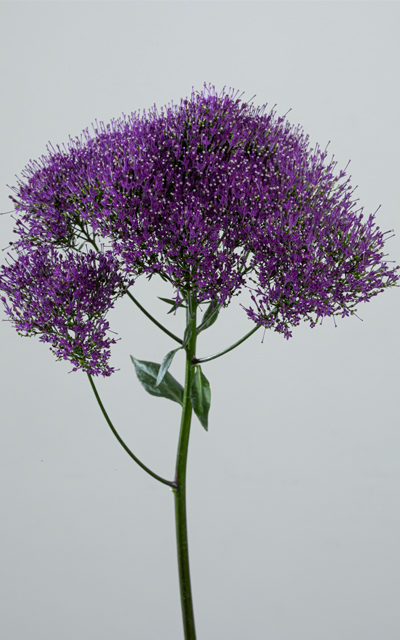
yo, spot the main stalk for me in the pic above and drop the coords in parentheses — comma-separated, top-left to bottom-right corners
(173, 296, 197, 640)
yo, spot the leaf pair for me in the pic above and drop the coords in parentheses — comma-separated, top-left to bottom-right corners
(131, 356, 184, 405)
(159, 294, 220, 333)
(131, 356, 211, 430)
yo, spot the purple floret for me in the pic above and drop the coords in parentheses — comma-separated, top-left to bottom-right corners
(1, 84, 398, 372)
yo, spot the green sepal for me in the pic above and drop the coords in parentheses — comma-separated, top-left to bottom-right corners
(198, 300, 220, 333)
(155, 348, 181, 387)
(182, 317, 195, 349)
(190, 365, 211, 431)
(130, 356, 184, 406)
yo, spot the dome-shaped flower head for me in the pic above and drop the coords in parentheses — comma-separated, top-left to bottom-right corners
(1, 84, 398, 373)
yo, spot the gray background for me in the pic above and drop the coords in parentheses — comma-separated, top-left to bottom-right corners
(0, 2, 399, 639)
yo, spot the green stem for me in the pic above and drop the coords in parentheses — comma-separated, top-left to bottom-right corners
(173, 297, 197, 640)
(75, 232, 182, 346)
(126, 290, 183, 345)
(194, 324, 261, 364)
(87, 374, 175, 488)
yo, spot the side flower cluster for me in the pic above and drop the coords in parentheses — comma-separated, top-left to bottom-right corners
(0, 248, 129, 375)
(1, 84, 398, 374)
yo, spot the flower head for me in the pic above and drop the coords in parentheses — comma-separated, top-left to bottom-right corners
(1, 84, 398, 373)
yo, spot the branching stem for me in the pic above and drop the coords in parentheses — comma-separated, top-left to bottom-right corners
(194, 324, 261, 364)
(87, 374, 175, 488)
(126, 290, 183, 345)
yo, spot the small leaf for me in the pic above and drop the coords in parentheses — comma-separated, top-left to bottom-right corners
(182, 317, 195, 349)
(190, 365, 211, 431)
(158, 297, 187, 314)
(155, 348, 181, 387)
(198, 300, 220, 332)
(131, 356, 184, 405)
(167, 303, 187, 315)
(158, 296, 176, 306)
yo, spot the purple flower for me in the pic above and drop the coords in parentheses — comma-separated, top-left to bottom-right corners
(0, 247, 130, 376)
(1, 84, 398, 373)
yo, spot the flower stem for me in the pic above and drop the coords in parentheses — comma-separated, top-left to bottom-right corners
(126, 290, 183, 345)
(87, 374, 175, 488)
(173, 298, 197, 640)
(194, 323, 261, 364)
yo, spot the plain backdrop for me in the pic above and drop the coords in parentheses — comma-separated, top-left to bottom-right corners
(0, 3, 399, 640)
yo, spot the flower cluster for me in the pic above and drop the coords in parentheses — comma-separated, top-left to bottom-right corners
(1, 85, 398, 374)
(0, 248, 129, 375)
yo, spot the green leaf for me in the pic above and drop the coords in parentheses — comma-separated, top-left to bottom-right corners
(155, 348, 181, 387)
(190, 365, 211, 431)
(182, 317, 195, 349)
(158, 297, 187, 314)
(158, 296, 176, 306)
(130, 356, 184, 406)
(167, 304, 187, 315)
(198, 300, 220, 332)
